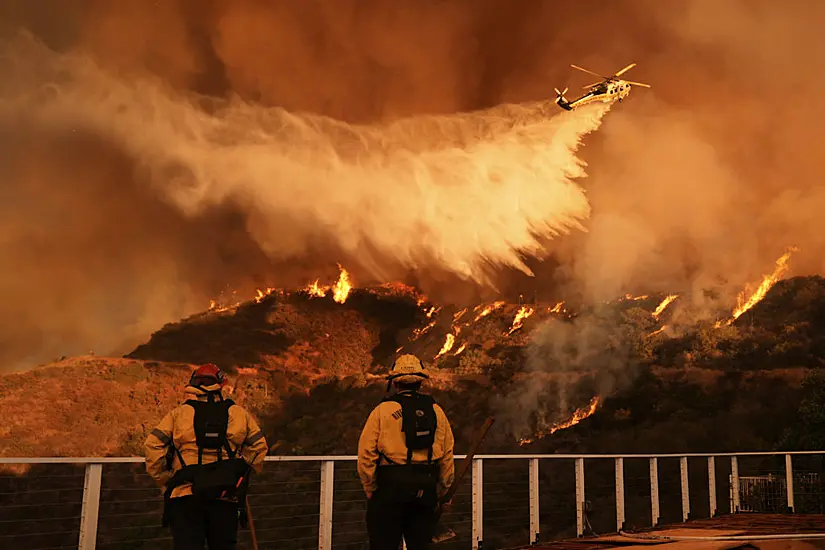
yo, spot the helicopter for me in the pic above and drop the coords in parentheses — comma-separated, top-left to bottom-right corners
(554, 62, 650, 111)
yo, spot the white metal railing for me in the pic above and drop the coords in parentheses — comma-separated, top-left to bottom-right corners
(1, 451, 824, 550)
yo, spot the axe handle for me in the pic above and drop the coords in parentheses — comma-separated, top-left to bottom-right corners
(246, 497, 259, 550)
(439, 417, 495, 509)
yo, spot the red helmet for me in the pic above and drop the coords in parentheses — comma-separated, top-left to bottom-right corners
(188, 363, 227, 388)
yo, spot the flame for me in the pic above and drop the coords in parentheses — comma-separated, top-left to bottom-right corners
(518, 396, 600, 446)
(302, 265, 352, 303)
(425, 306, 441, 318)
(507, 306, 535, 335)
(412, 320, 437, 340)
(435, 333, 456, 359)
(716, 247, 798, 327)
(548, 301, 566, 313)
(207, 290, 242, 313)
(473, 301, 505, 322)
(453, 343, 467, 356)
(305, 280, 327, 298)
(652, 294, 678, 319)
(453, 308, 468, 323)
(332, 266, 352, 304)
(648, 325, 667, 337)
(623, 294, 648, 301)
(255, 287, 277, 303)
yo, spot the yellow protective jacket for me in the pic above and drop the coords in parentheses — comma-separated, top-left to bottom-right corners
(357, 391, 455, 499)
(144, 384, 269, 498)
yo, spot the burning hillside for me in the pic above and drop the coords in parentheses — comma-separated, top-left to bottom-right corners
(2, 254, 825, 458)
(120, 246, 811, 447)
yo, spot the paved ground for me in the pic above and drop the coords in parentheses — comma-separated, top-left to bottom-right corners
(530, 514, 825, 550)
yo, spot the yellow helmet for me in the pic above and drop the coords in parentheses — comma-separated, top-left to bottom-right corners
(387, 354, 429, 385)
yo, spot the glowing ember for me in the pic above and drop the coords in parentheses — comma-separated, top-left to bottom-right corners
(412, 320, 437, 340)
(425, 306, 441, 318)
(623, 294, 648, 301)
(548, 301, 566, 313)
(453, 343, 467, 356)
(652, 294, 678, 319)
(507, 306, 535, 335)
(473, 301, 505, 322)
(716, 247, 798, 327)
(207, 290, 242, 313)
(332, 266, 352, 304)
(435, 333, 456, 359)
(648, 326, 667, 337)
(453, 308, 468, 323)
(518, 396, 600, 446)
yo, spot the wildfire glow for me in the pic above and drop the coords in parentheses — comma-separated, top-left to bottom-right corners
(255, 287, 277, 303)
(412, 320, 437, 340)
(332, 267, 352, 304)
(473, 301, 505, 322)
(548, 301, 566, 314)
(302, 265, 352, 303)
(435, 333, 456, 359)
(207, 290, 242, 313)
(507, 306, 535, 335)
(519, 396, 600, 446)
(652, 295, 678, 319)
(716, 248, 798, 327)
(305, 280, 327, 298)
(648, 326, 667, 337)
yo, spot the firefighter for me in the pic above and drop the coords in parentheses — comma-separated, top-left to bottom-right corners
(357, 354, 455, 550)
(145, 363, 268, 550)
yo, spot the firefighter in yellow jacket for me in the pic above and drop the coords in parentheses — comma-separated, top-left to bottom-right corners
(145, 364, 268, 550)
(358, 354, 455, 550)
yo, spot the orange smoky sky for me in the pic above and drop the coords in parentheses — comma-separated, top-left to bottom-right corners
(1, 0, 824, 370)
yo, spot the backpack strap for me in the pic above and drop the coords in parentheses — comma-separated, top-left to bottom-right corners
(185, 398, 237, 465)
(221, 400, 237, 460)
(385, 392, 437, 466)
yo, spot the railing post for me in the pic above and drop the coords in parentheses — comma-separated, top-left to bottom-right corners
(614, 458, 625, 532)
(318, 460, 334, 550)
(785, 454, 795, 513)
(680, 456, 690, 522)
(472, 458, 484, 550)
(649, 457, 659, 526)
(730, 456, 740, 513)
(708, 456, 717, 517)
(528, 459, 539, 545)
(78, 463, 102, 550)
(575, 458, 585, 537)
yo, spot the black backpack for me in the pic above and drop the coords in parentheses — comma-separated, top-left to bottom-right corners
(165, 395, 250, 503)
(378, 392, 440, 506)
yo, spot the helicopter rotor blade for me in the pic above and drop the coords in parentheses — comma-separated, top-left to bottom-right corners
(582, 80, 603, 89)
(614, 63, 637, 77)
(625, 80, 651, 88)
(570, 64, 607, 79)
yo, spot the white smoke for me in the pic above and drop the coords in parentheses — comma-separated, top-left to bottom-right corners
(2, 33, 610, 285)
